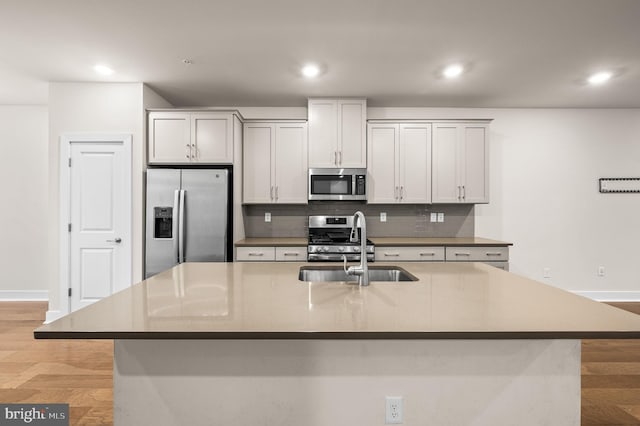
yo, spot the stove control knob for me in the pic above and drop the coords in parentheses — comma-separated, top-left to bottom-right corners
(338, 247, 345, 252)
(353, 246, 360, 252)
(322, 246, 329, 253)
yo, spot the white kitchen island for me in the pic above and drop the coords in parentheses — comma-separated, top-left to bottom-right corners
(36, 262, 640, 425)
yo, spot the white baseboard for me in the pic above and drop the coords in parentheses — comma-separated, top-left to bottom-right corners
(45, 310, 64, 324)
(0, 290, 48, 301)
(573, 291, 640, 302)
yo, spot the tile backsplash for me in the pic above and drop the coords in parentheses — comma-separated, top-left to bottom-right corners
(243, 203, 474, 238)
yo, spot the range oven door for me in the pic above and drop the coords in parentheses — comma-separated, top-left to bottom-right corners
(308, 168, 366, 201)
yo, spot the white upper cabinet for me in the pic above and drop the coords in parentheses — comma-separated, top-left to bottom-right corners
(432, 123, 489, 203)
(148, 111, 234, 164)
(243, 121, 308, 204)
(308, 98, 366, 168)
(367, 122, 431, 204)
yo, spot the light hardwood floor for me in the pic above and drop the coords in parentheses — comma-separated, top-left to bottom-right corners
(1, 301, 640, 425)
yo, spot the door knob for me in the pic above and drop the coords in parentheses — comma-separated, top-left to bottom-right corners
(107, 238, 122, 243)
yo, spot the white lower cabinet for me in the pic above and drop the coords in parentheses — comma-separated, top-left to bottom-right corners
(375, 245, 509, 270)
(237, 246, 307, 262)
(375, 247, 445, 262)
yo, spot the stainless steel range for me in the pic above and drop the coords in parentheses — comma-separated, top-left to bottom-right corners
(307, 215, 375, 262)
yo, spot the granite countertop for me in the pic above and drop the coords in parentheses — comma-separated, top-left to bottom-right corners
(35, 262, 640, 340)
(235, 238, 307, 246)
(235, 237, 511, 247)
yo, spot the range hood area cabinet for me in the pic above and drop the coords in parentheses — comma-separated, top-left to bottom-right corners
(308, 98, 366, 168)
(243, 121, 308, 204)
(148, 111, 235, 164)
(367, 122, 432, 204)
(432, 122, 490, 204)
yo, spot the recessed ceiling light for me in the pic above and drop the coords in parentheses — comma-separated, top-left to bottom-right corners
(587, 71, 612, 85)
(442, 64, 464, 79)
(301, 64, 320, 78)
(94, 64, 114, 76)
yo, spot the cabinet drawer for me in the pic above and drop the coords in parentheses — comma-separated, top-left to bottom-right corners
(445, 246, 509, 262)
(275, 247, 307, 262)
(375, 246, 445, 262)
(236, 247, 276, 261)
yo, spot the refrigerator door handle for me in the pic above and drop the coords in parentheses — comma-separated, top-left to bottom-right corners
(178, 189, 186, 263)
(173, 190, 180, 263)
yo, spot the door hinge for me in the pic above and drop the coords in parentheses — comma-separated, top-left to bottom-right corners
(68, 288, 72, 297)
(68, 223, 72, 232)
(68, 158, 71, 167)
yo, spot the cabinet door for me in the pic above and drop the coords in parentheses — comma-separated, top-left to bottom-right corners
(192, 113, 233, 164)
(243, 124, 273, 203)
(431, 124, 460, 203)
(148, 112, 191, 164)
(338, 99, 366, 168)
(274, 123, 308, 204)
(461, 125, 489, 203)
(367, 124, 398, 204)
(308, 99, 337, 167)
(399, 123, 431, 203)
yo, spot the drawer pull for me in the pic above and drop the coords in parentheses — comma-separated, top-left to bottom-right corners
(454, 252, 470, 256)
(419, 252, 435, 256)
(384, 253, 400, 257)
(248, 252, 264, 256)
(485, 252, 503, 256)
(283, 252, 299, 256)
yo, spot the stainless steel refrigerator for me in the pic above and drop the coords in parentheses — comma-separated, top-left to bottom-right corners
(145, 168, 230, 278)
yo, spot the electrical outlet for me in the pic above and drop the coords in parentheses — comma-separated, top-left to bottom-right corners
(265, 212, 271, 223)
(437, 212, 444, 223)
(543, 267, 551, 278)
(380, 212, 387, 222)
(598, 266, 605, 277)
(385, 396, 403, 424)
(430, 212, 437, 222)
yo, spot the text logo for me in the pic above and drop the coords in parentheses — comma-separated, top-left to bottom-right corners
(0, 404, 68, 425)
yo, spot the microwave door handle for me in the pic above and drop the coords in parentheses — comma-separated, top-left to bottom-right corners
(178, 189, 186, 263)
(172, 189, 180, 263)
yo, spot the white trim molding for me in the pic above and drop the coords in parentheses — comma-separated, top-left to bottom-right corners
(573, 291, 640, 302)
(0, 290, 48, 301)
(45, 310, 63, 324)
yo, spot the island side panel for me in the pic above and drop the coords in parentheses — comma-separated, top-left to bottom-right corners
(114, 339, 580, 426)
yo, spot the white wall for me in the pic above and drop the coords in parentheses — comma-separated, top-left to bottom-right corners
(0, 106, 48, 299)
(371, 107, 640, 299)
(47, 83, 166, 318)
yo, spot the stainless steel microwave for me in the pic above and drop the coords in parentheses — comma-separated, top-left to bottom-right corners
(308, 168, 367, 201)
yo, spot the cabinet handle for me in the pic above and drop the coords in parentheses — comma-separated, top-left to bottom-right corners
(283, 252, 299, 256)
(384, 252, 400, 257)
(338, 151, 342, 165)
(395, 186, 399, 200)
(419, 252, 435, 256)
(248, 252, 264, 257)
(185, 144, 191, 159)
(334, 151, 338, 165)
(454, 252, 470, 256)
(275, 186, 279, 201)
(270, 186, 274, 201)
(462, 185, 466, 200)
(457, 186, 461, 201)
(400, 186, 405, 200)
(485, 252, 503, 256)
(191, 143, 197, 159)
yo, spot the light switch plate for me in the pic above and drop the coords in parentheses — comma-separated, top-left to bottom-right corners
(437, 212, 444, 223)
(380, 212, 387, 222)
(430, 213, 437, 223)
(265, 212, 271, 223)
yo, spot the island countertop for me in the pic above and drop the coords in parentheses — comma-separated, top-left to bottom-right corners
(35, 262, 640, 340)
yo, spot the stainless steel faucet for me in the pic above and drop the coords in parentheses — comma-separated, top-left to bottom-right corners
(342, 211, 369, 286)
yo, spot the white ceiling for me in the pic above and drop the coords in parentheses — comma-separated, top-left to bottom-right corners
(1, 0, 639, 107)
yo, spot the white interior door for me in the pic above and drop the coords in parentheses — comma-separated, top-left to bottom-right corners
(67, 138, 131, 312)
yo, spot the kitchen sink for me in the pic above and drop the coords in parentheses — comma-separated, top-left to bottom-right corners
(298, 265, 418, 282)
